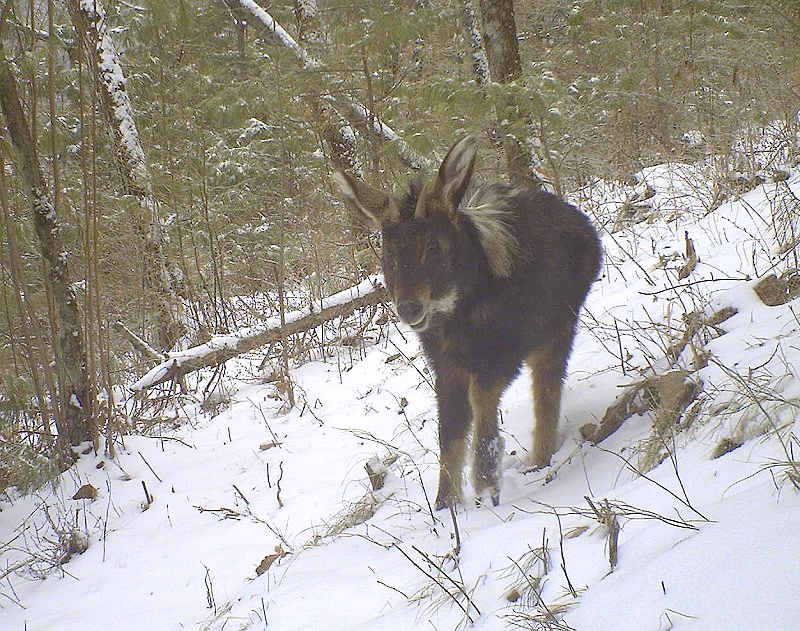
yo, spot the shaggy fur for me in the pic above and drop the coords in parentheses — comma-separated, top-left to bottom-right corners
(335, 136, 602, 508)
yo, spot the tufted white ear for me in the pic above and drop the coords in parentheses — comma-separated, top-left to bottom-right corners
(333, 171, 394, 229)
(437, 135, 479, 214)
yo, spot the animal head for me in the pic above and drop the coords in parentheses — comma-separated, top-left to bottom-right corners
(334, 136, 516, 332)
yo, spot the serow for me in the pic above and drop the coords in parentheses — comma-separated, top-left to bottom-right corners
(334, 136, 601, 508)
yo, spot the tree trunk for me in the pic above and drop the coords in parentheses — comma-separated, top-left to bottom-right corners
(318, 102, 362, 177)
(294, 0, 321, 43)
(66, 0, 184, 350)
(0, 53, 92, 455)
(462, 0, 490, 88)
(478, 0, 543, 187)
(479, 0, 521, 83)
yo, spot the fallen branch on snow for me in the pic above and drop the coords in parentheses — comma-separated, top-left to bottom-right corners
(131, 277, 387, 391)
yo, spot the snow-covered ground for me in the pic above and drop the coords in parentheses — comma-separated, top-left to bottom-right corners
(2, 163, 800, 631)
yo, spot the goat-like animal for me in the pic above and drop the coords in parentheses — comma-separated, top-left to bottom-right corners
(334, 136, 601, 508)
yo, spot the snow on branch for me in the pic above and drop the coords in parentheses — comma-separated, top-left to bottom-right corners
(238, 0, 320, 70)
(234, 0, 433, 171)
(131, 278, 388, 391)
(75, 0, 149, 192)
(329, 96, 435, 171)
(462, 0, 490, 88)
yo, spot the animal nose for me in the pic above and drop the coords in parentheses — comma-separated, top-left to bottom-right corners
(397, 299, 424, 324)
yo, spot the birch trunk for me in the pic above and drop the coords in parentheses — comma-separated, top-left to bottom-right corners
(0, 54, 91, 453)
(462, 0, 490, 89)
(67, 0, 184, 350)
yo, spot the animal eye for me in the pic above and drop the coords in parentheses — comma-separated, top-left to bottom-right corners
(426, 240, 439, 256)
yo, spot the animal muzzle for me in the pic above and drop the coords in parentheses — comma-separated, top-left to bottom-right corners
(396, 299, 427, 329)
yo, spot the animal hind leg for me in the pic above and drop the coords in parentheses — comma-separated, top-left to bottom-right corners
(469, 375, 505, 506)
(527, 326, 575, 469)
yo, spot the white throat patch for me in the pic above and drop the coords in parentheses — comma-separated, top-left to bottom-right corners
(429, 288, 460, 315)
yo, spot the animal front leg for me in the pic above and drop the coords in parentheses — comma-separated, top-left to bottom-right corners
(469, 376, 504, 506)
(434, 375, 471, 510)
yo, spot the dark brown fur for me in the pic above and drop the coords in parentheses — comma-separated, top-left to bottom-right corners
(334, 136, 601, 508)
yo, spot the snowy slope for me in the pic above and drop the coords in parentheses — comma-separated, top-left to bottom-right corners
(2, 166, 800, 631)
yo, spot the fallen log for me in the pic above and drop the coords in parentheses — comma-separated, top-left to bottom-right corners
(131, 277, 387, 391)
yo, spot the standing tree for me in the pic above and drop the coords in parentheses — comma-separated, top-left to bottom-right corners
(0, 37, 92, 458)
(66, 0, 184, 350)
(478, 0, 545, 188)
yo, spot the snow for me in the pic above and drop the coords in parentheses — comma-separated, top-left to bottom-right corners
(3, 165, 800, 631)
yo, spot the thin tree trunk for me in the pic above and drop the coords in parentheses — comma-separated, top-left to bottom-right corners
(66, 0, 184, 350)
(462, 0, 490, 89)
(0, 152, 53, 444)
(0, 52, 91, 455)
(478, 0, 546, 188)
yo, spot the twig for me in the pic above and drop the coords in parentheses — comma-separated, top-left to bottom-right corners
(594, 446, 710, 522)
(386, 337, 433, 390)
(193, 505, 243, 520)
(203, 564, 216, 613)
(639, 276, 749, 296)
(138, 451, 163, 482)
(449, 504, 461, 557)
(0, 558, 33, 582)
(141, 480, 152, 506)
(114, 320, 165, 361)
(410, 544, 481, 616)
(251, 399, 282, 446)
(233, 484, 250, 505)
(147, 435, 195, 448)
(276, 461, 285, 508)
(709, 357, 800, 489)
(393, 544, 476, 623)
(602, 226, 657, 286)
(505, 554, 560, 625)
(377, 579, 410, 599)
(552, 508, 577, 597)
(615, 318, 626, 375)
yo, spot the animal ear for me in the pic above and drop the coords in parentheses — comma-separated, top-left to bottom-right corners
(436, 135, 478, 213)
(332, 171, 393, 230)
